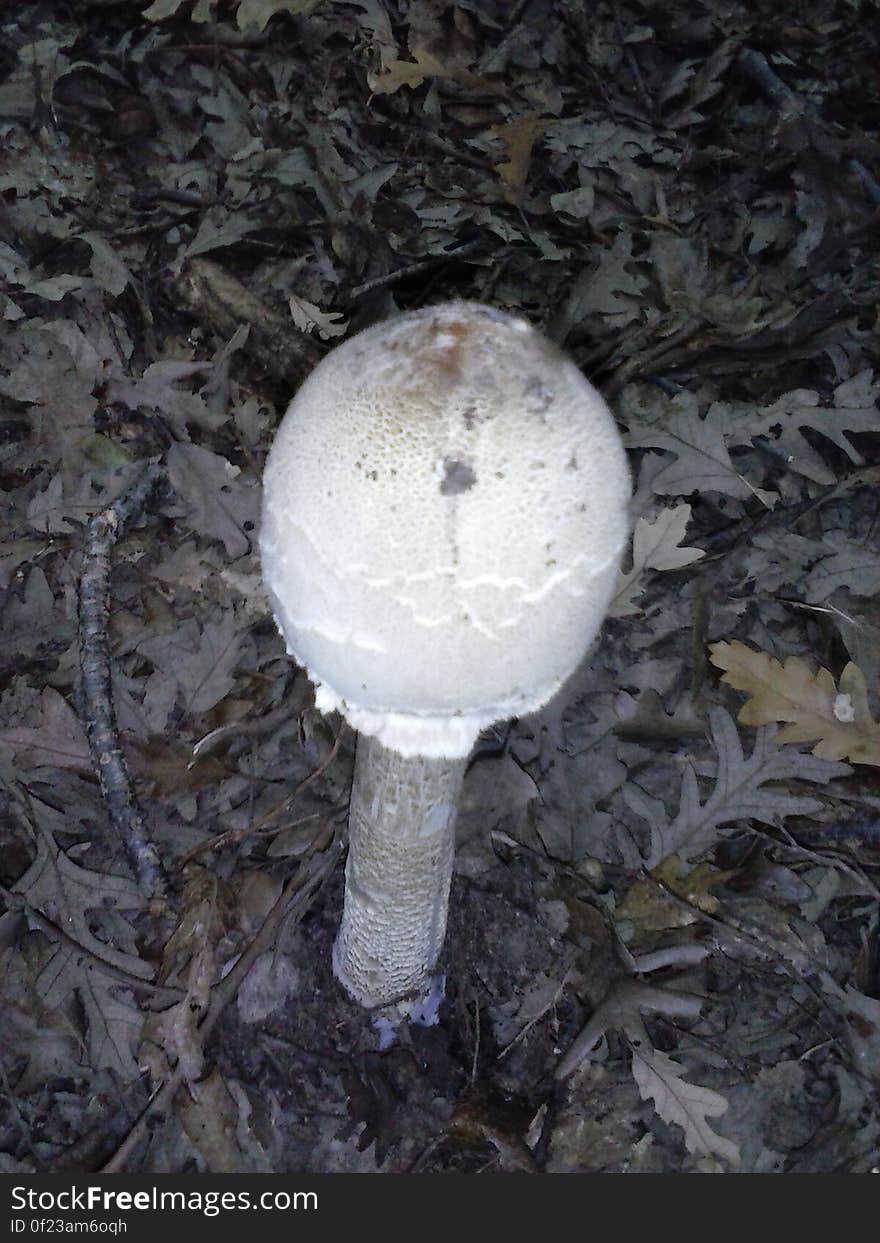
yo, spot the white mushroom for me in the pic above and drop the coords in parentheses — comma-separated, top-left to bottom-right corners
(259, 301, 630, 1011)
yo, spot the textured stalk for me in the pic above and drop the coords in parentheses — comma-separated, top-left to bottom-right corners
(332, 734, 466, 1009)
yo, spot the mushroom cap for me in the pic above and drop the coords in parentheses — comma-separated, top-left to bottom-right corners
(260, 301, 630, 758)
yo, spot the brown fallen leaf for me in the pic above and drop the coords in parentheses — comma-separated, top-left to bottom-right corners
(618, 854, 736, 934)
(493, 111, 545, 205)
(367, 46, 489, 96)
(126, 735, 228, 799)
(709, 640, 880, 765)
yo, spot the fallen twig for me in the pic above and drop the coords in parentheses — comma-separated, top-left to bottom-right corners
(99, 825, 341, 1173)
(737, 46, 880, 208)
(348, 238, 491, 301)
(79, 463, 171, 910)
(849, 158, 880, 207)
(736, 47, 802, 117)
(171, 259, 322, 386)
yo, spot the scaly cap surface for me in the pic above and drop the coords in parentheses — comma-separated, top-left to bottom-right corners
(260, 302, 630, 757)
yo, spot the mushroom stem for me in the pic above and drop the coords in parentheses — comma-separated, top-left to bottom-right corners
(332, 734, 467, 1009)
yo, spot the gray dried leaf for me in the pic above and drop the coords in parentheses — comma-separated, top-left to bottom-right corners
(79, 231, 134, 297)
(631, 1042, 740, 1166)
(805, 530, 880, 602)
(179, 204, 258, 262)
(626, 392, 776, 506)
(138, 610, 244, 716)
(106, 359, 213, 426)
(167, 442, 259, 559)
(728, 370, 880, 486)
(640, 708, 849, 865)
(10, 827, 151, 1077)
(41, 948, 144, 1077)
(236, 0, 322, 33)
(13, 829, 149, 975)
(611, 503, 704, 618)
(0, 687, 91, 773)
(1, 567, 65, 662)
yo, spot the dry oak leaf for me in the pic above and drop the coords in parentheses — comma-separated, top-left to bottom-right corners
(235, 0, 321, 31)
(709, 640, 880, 765)
(11, 827, 151, 1076)
(626, 707, 847, 867)
(624, 393, 776, 506)
(610, 503, 704, 617)
(630, 1042, 740, 1167)
(288, 294, 348, 340)
(367, 46, 486, 95)
(493, 111, 545, 205)
(0, 686, 92, 772)
(617, 855, 735, 934)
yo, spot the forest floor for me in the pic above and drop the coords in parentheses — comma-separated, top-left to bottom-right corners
(1, 0, 879, 1173)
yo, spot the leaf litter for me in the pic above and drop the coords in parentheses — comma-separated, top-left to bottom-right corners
(0, 0, 879, 1175)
